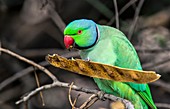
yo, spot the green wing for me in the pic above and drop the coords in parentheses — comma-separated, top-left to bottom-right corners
(138, 85, 157, 109)
(109, 27, 157, 109)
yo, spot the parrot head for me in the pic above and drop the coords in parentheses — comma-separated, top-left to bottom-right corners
(64, 19, 99, 49)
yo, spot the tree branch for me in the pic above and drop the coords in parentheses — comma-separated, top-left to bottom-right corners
(15, 80, 134, 109)
(79, 94, 98, 109)
(0, 47, 57, 81)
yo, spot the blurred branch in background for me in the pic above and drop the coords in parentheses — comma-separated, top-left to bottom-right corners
(155, 103, 170, 109)
(20, 0, 66, 47)
(135, 46, 170, 70)
(113, 0, 119, 29)
(128, 0, 145, 40)
(0, 47, 57, 81)
(20, 0, 49, 24)
(10, 48, 70, 58)
(107, 0, 138, 25)
(42, 0, 66, 32)
(142, 56, 170, 70)
(150, 80, 170, 93)
(136, 46, 170, 52)
(20, 0, 65, 30)
(140, 7, 170, 28)
(85, 0, 113, 19)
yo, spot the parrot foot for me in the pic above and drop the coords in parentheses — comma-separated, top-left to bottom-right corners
(85, 57, 90, 61)
(97, 91, 106, 101)
(71, 57, 75, 60)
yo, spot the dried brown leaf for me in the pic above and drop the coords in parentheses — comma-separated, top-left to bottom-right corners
(46, 54, 161, 83)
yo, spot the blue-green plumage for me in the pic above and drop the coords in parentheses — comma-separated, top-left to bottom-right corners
(64, 19, 157, 109)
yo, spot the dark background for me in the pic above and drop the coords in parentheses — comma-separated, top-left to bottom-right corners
(0, 0, 170, 109)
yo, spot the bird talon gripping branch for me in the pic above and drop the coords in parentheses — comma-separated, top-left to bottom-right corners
(97, 91, 106, 101)
(85, 57, 90, 61)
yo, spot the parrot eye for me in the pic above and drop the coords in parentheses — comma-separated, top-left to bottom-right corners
(77, 30, 82, 34)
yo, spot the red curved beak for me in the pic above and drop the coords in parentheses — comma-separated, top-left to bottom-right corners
(64, 35, 74, 49)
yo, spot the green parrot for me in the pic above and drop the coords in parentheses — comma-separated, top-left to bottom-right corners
(63, 19, 157, 109)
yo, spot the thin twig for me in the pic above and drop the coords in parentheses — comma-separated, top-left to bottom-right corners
(85, 97, 98, 109)
(128, 0, 145, 40)
(150, 80, 170, 93)
(107, 0, 137, 25)
(34, 68, 45, 106)
(69, 82, 76, 109)
(0, 61, 48, 91)
(0, 47, 57, 81)
(0, 51, 79, 91)
(119, 0, 138, 16)
(41, 0, 66, 32)
(135, 46, 170, 52)
(24, 101, 28, 109)
(73, 94, 81, 108)
(113, 0, 119, 29)
(80, 94, 98, 109)
(15, 81, 134, 109)
(0, 41, 1, 55)
(142, 57, 170, 70)
(156, 103, 170, 108)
